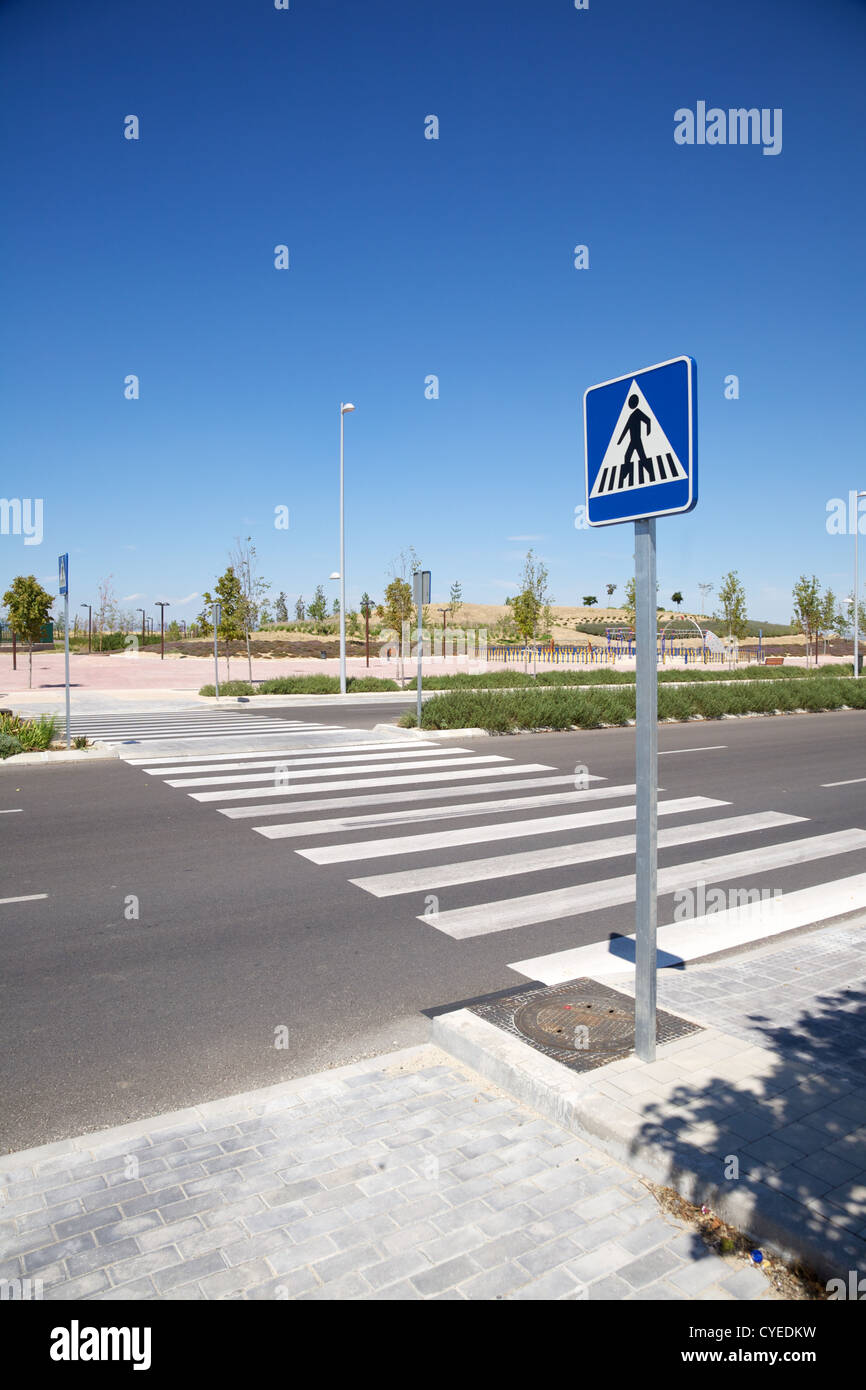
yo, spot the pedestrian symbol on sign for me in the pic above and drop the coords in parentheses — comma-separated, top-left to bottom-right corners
(590, 380, 688, 499)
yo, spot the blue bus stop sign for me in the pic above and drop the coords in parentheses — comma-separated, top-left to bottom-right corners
(584, 356, 697, 526)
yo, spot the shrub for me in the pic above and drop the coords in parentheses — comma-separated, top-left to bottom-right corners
(0, 712, 57, 751)
(0, 733, 23, 759)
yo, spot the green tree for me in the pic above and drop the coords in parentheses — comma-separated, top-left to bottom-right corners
(717, 570, 748, 640)
(606, 583, 617, 601)
(275, 592, 289, 623)
(294, 595, 305, 621)
(792, 574, 842, 663)
(210, 565, 245, 679)
(582, 595, 597, 607)
(671, 591, 684, 609)
(623, 577, 636, 620)
(307, 584, 328, 623)
(512, 550, 553, 672)
(3, 575, 53, 687)
(449, 580, 463, 626)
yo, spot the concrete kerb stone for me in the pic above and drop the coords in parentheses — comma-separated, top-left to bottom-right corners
(0, 744, 119, 768)
(430, 1007, 866, 1282)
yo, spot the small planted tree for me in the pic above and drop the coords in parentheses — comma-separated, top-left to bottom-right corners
(671, 591, 684, 609)
(294, 595, 305, 621)
(307, 585, 328, 624)
(359, 592, 374, 666)
(717, 571, 748, 641)
(3, 575, 53, 688)
(274, 592, 289, 623)
(582, 595, 598, 607)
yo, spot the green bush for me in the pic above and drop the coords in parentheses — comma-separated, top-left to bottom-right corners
(198, 681, 255, 697)
(0, 712, 57, 751)
(199, 674, 400, 696)
(410, 677, 866, 731)
(0, 733, 23, 759)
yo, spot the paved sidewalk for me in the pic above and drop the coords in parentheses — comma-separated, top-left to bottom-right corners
(436, 920, 866, 1282)
(0, 1047, 776, 1301)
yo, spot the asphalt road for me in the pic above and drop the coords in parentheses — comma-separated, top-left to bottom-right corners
(2, 710, 864, 1152)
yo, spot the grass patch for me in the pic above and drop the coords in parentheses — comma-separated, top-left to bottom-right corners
(403, 663, 852, 692)
(405, 677, 866, 732)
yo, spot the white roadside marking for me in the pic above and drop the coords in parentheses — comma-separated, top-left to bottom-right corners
(175, 753, 507, 791)
(0, 809, 23, 814)
(190, 762, 555, 803)
(255, 782, 642, 840)
(0, 894, 48, 905)
(510, 872, 866, 983)
(218, 772, 595, 819)
(298, 795, 729, 865)
(422, 829, 866, 939)
(658, 745, 727, 756)
(822, 777, 866, 787)
(350, 811, 804, 896)
(162, 746, 493, 785)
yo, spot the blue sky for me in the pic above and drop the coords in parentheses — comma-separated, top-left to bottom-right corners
(1, 0, 865, 624)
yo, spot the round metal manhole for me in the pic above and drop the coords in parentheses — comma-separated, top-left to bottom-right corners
(513, 986, 634, 1057)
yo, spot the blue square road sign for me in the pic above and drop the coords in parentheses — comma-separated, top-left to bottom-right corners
(584, 356, 697, 526)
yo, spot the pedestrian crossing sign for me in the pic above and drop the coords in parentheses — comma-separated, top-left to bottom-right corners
(584, 356, 697, 525)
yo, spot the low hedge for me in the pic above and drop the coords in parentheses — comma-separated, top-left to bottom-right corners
(0, 711, 58, 754)
(198, 675, 399, 696)
(404, 663, 851, 691)
(402, 676, 866, 732)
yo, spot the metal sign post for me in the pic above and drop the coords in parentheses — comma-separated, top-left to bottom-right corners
(413, 570, 431, 727)
(212, 602, 221, 700)
(584, 356, 697, 1065)
(634, 519, 658, 1061)
(59, 553, 70, 748)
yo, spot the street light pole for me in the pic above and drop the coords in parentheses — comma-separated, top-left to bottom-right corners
(438, 607, 451, 661)
(339, 403, 355, 695)
(80, 604, 91, 653)
(155, 602, 170, 660)
(138, 608, 145, 645)
(855, 490, 866, 677)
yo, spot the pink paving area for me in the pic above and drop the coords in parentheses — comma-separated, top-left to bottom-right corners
(0, 650, 496, 692)
(0, 649, 842, 693)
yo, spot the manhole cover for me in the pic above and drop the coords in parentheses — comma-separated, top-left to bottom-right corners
(470, 978, 701, 1074)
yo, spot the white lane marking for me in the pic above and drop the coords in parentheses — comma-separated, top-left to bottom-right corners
(510, 873, 866, 983)
(131, 739, 435, 766)
(350, 811, 805, 896)
(218, 772, 591, 819)
(190, 762, 555, 803)
(658, 745, 727, 756)
(298, 796, 729, 865)
(423, 829, 866, 939)
(174, 753, 507, 791)
(0, 809, 23, 814)
(0, 893, 48, 905)
(255, 782, 641, 840)
(822, 777, 866, 787)
(162, 746, 491, 785)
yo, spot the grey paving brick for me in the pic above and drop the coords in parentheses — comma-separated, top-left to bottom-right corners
(720, 1264, 773, 1299)
(65, 1239, 140, 1280)
(106, 1247, 183, 1286)
(266, 1234, 339, 1276)
(198, 1258, 273, 1298)
(176, 1220, 246, 1260)
(98, 1277, 159, 1300)
(517, 1234, 584, 1278)
(363, 1250, 432, 1291)
(22, 1235, 96, 1274)
(510, 1267, 578, 1299)
(43, 1271, 111, 1300)
(154, 1251, 226, 1293)
(618, 1246, 683, 1289)
(137, 1217, 204, 1253)
(458, 1260, 529, 1300)
(312, 1243, 381, 1284)
(411, 1254, 480, 1296)
(246, 1267, 319, 1299)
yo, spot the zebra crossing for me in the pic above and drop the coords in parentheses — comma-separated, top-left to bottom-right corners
(60, 709, 344, 745)
(131, 735, 866, 974)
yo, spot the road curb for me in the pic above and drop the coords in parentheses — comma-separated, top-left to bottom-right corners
(430, 1006, 864, 1281)
(0, 744, 119, 767)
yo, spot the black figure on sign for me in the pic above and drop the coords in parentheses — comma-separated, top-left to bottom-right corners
(617, 394, 654, 486)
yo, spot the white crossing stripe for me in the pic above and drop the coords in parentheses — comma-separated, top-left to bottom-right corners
(254, 782, 640, 840)
(61, 711, 343, 744)
(219, 772, 605, 820)
(132, 739, 437, 767)
(822, 778, 866, 787)
(190, 762, 555, 803)
(140, 745, 444, 774)
(163, 746, 506, 788)
(350, 811, 804, 896)
(0, 893, 48, 905)
(0, 809, 23, 814)
(421, 829, 866, 939)
(510, 872, 866, 984)
(658, 746, 727, 756)
(297, 796, 728, 865)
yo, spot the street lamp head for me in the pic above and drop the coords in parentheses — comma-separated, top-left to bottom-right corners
(341, 403, 355, 414)
(329, 571, 341, 580)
